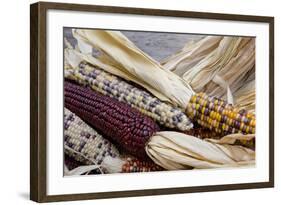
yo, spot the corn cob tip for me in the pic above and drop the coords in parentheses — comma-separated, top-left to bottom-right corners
(101, 156, 125, 173)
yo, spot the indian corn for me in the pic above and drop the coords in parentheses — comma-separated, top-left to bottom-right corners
(64, 155, 84, 170)
(65, 62, 193, 131)
(121, 157, 163, 173)
(65, 108, 163, 174)
(184, 127, 224, 140)
(64, 108, 120, 168)
(184, 127, 255, 150)
(186, 92, 255, 134)
(64, 81, 160, 159)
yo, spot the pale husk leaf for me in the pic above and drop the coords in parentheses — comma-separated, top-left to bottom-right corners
(64, 48, 170, 102)
(234, 80, 256, 112)
(72, 29, 195, 108)
(205, 133, 255, 145)
(161, 36, 222, 75)
(182, 37, 243, 91)
(146, 131, 255, 169)
(163, 36, 255, 108)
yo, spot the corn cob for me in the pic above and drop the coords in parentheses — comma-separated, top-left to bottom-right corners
(233, 139, 255, 150)
(64, 155, 84, 170)
(64, 62, 193, 131)
(184, 127, 255, 150)
(64, 108, 162, 174)
(64, 108, 120, 169)
(184, 127, 224, 140)
(121, 156, 163, 173)
(64, 81, 160, 159)
(186, 93, 255, 134)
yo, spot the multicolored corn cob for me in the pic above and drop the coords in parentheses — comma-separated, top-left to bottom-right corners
(64, 108, 120, 169)
(184, 127, 255, 150)
(186, 93, 256, 134)
(121, 157, 163, 173)
(64, 62, 193, 131)
(64, 81, 160, 159)
(184, 127, 224, 140)
(234, 139, 255, 150)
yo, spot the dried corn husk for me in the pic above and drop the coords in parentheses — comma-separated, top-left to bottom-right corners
(205, 133, 255, 150)
(161, 36, 222, 74)
(181, 37, 243, 91)
(146, 131, 255, 170)
(64, 164, 103, 176)
(162, 36, 255, 107)
(64, 48, 170, 103)
(71, 29, 195, 108)
(203, 39, 255, 100)
(234, 80, 256, 113)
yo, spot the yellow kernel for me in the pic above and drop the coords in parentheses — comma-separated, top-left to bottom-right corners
(215, 105, 218, 111)
(216, 120, 220, 127)
(191, 95, 196, 103)
(240, 122, 245, 130)
(202, 107, 205, 114)
(251, 120, 256, 127)
(225, 124, 229, 130)
(217, 113, 221, 121)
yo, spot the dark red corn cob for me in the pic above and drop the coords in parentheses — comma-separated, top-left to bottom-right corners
(64, 81, 160, 159)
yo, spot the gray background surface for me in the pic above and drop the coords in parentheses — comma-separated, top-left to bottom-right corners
(64, 28, 203, 61)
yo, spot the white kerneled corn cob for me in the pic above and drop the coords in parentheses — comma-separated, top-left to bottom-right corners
(65, 62, 193, 131)
(64, 108, 120, 168)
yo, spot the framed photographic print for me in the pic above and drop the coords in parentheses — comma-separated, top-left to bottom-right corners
(30, 1, 274, 202)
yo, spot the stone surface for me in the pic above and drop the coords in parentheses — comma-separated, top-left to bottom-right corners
(64, 28, 203, 61)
